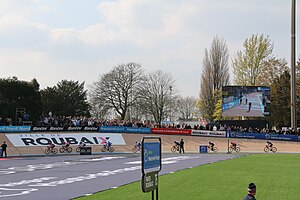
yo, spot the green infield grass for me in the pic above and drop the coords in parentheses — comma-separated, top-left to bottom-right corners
(75, 154, 300, 200)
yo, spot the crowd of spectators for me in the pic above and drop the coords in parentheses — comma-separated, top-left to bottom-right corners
(1, 114, 299, 135)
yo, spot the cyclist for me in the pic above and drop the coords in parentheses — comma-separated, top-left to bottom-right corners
(48, 141, 55, 151)
(79, 141, 86, 147)
(231, 142, 237, 149)
(105, 137, 112, 149)
(63, 141, 70, 148)
(208, 141, 215, 151)
(135, 141, 142, 150)
(266, 141, 273, 148)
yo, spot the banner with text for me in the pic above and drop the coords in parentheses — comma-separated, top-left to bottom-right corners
(191, 130, 226, 137)
(151, 128, 192, 135)
(99, 126, 151, 134)
(0, 126, 31, 133)
(5, 133, 126, 147)
(31, 126, 99, 132)
(229, 132, 300, 142)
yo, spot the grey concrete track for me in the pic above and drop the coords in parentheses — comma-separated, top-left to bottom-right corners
(0, 153, 241, 200)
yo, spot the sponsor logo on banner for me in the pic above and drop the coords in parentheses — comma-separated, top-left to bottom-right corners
(5, 133, 126, 147)
(31, 126, 99, 132)
(0, 126, 31, 133)
(191, 130, 226, 137)
(151, 128, 192, 135)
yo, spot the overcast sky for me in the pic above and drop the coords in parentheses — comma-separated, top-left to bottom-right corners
(0, 0, 299, 98)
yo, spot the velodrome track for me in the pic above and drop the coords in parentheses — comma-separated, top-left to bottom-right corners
(1, 132, 300, 156)
(1, 132, 300, 199)
(0, 153, 241, 200)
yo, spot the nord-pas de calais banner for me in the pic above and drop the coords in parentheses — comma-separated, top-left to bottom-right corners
(31, 126, 99, 132)
(0, 126, 31, 133)
(191, 130, 226, 138)
(5, 133, 126, 147)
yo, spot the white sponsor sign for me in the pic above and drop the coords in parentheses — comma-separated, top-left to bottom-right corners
(191, 130, 226, 137)
(5, 133, 126, 147)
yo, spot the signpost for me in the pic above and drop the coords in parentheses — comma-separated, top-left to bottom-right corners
(141, 137, 161, 200)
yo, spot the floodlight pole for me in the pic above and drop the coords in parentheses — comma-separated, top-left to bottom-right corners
(291, 0, 297, 131)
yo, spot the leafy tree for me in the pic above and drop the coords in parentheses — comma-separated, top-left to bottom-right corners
(232, 34, 273, 86)
(0, 77, 41, 124)
(139, 70, 175, 125)
(90, 63, 144, 120)
(258, 58, 288, 86)
(41, 80, 89, 116)
(199, 36, 230, 122)
(269, 71, 290, 127)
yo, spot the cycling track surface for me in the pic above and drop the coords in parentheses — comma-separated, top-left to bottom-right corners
(222, 92, 265, 117)
(0, 153, 241, 200)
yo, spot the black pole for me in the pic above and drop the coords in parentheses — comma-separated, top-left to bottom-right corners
(291, 0, 297, 131)
(156, 187, 158, 200)
(152, 190, 154, 200)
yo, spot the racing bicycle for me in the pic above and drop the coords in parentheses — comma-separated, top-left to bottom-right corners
(45, 146, 58, 154)
(264, 145, 277, 153)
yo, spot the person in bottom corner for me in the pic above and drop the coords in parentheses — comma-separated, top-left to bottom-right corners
(243, 183, 257, 200)
(1, 141, 7, 158)
(179, 139, 185, 154)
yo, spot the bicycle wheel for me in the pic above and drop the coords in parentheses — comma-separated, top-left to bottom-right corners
(271, 147, 277, 153)
(101, 147, 106, 152)
(235, 147, 240, 153)
(108, 147, 114, 152)
(132, 147, 138, 153)
(45, 149, 50, 154)
(59, 147, 65, 153)
(171, 147, 176, 153)
(213, 147, 218, 153)
(67, 147, 72, 153)
(228, 147, 233, 153)
(76, 147, 81, 152)
(264, 147, 269, 153)
(52, 148, 58, 154)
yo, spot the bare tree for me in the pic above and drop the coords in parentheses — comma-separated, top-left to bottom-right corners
(139, 70, 175, 125)
(199, 36, 230, 122)
(176, 96, 197, 120)
(232, 34, 273, 86)
(89, 63, 144, 120)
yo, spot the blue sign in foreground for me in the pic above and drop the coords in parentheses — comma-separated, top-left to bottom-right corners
(143, 142, 160, 170)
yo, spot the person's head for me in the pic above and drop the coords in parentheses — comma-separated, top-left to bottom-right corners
(181, 139, 183, 141)
(3, 141, 5, 144)
(247, 183, 256, 196)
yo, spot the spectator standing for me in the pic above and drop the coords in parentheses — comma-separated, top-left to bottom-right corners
(179, 139, 185, 154)
(243, 183, 257, 200)
(1, 141, 7, 158)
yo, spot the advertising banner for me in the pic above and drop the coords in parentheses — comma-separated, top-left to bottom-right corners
(151, 128, 192, 135)
(191, 130, 226, 137)
(99, 126, 151, 134)
(31, 126, 99, 132)
(5, 133, 126, 147)
(229, 132, 300, 142)
(143, 142, 161, 170)
(0, 126, 31, 133)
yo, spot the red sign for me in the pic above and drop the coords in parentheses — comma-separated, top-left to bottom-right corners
(151, 128, 192, 135)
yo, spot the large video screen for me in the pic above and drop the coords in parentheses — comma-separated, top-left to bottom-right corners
(222, 86, 270, 117)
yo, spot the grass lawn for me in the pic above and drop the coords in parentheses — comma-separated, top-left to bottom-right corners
(75, 154, 300, 200)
